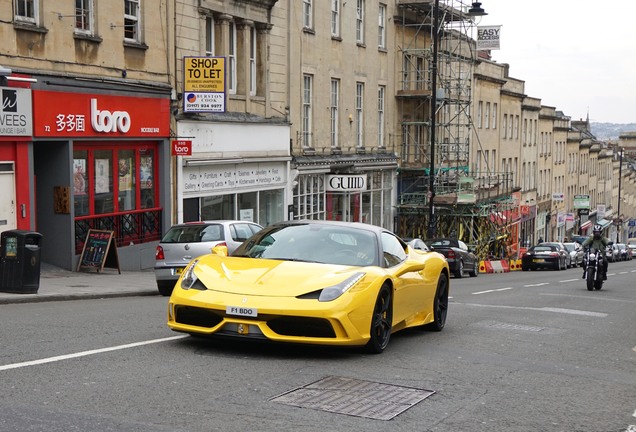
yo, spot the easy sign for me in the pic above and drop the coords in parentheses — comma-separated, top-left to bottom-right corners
(172, 140, 192, 156)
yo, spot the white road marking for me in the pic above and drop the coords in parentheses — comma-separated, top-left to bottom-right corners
(472, 287, 513, 295)
(524, 283, 550, 287)
(559, 279, 579, 283)
(0, 335, 188, 372)
(539, 307, 606, 317)
(456, 302, 607, 317)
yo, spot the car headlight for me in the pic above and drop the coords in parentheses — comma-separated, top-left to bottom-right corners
(180, 259, 206, 290)
(319, 272, 366, 302)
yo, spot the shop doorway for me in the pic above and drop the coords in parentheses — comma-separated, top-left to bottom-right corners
(326, 192, 361, 222)
(0, 164, 16, 232)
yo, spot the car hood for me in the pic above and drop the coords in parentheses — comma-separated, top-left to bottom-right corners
(190, 254, 372, 297)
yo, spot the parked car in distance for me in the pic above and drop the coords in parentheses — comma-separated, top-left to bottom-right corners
(425, 238, 478, 278)
(540, 242, 571, 267)
(606, 242, 620, 263)
(627, 238, 636, 255)
(563, 242, 584, 267)
(521, 243, 569, 271)
(571, 235, 587, 245)
(403, 237, 430, 252)
(615, 243, 632, 261)
(155, 220, 263, 296)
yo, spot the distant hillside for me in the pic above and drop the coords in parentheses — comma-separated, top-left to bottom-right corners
(591, 123, 636, 140)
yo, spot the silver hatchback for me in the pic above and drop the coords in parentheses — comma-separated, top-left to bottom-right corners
(154, 220, 263, 296)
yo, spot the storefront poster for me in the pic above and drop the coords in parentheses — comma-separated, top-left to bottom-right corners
(95, 159, 109, 194)
(118, 158, 132, 191)
(73, 159, 86, 194)
(140, 156, 153, 189)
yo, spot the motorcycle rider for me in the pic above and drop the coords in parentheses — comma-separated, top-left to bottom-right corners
(581, 224, 609, 280)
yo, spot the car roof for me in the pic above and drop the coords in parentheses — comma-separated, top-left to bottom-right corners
(270, 219, 386, 235)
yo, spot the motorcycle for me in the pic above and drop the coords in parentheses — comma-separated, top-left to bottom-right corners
(583, 247, 604, 291)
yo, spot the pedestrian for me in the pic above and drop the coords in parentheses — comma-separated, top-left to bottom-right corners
(537, 237, 544, 244)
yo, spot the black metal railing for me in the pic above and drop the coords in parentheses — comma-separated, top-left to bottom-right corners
(74, 209, 162, 254)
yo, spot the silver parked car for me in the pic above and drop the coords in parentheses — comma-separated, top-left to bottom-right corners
(154, 220, 263, 296)
(563, 242, 584, 267)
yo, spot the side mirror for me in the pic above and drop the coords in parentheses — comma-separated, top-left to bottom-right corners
(211, 244, 228, 256)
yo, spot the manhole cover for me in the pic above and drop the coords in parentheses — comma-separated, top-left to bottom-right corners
(270, 375, 435, 420)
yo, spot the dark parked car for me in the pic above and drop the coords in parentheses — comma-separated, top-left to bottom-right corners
(425, 238, 478, 278)
(154, 220, 263, 296)
(521, 243, 569, 271)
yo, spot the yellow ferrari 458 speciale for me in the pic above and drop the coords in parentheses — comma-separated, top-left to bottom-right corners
(168, 220, 450, 353)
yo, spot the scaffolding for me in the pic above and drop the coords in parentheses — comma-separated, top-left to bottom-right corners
(395, 0, 517, 259)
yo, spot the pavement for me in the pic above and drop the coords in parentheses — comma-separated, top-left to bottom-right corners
(0, 263, 159, 304)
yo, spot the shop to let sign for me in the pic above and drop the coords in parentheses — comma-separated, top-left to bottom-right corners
(183, 56, 226, 113)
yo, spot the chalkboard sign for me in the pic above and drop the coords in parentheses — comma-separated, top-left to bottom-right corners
(77, 229, 121, 273)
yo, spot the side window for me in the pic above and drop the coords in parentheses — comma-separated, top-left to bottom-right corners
(381, 232, 407, 267)
(201, 225, 222, 242)
(232, 223, 254, 242)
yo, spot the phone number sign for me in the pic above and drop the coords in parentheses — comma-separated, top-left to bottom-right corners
(184, 92, 225, 113)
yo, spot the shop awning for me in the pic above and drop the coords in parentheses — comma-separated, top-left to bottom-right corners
(580, 220, 592, 230)
(597, 218, 612, 229)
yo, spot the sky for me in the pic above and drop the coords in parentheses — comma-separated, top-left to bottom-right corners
(474, 0, 636, 124)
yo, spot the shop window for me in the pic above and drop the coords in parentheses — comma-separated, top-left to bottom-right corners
(73, 150, 89, 216)
(258, 189, 283, 226)
(94, 150, 114, 214)
(118, 149, 136, 211)
(238, 191, 257, 222)
(201, 195, 235, 220)
(140, 149, 155, 208)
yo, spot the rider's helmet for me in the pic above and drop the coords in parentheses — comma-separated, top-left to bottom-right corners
(592, 224, 602, 239)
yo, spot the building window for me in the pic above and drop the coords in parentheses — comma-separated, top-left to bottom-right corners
(15, 0, 38, 24)
(331, 0, 340, 37)
(330, 79, 339, 148)
(356, 82, 364, 147)
(477, 101, 483, 128)
(75, 0, 94, 34)
(249, 26, 256, 96)
(293, 174, 325, 221)
(502, 114, 507, 139)
(485, 102, 490, 129)
(378, 85, 385, 148)
(228, 21, 237, 94)
(303, 0, 313, 29)
(378, 4, 386, 49)
(356, 0, 365, 44)
(302, 74, 313, 148)
(124, 0, 141, 42)
(205, 16, 215, 56)
(492, 103, 497, 129)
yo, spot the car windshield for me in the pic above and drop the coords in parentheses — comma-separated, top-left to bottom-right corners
(161, 224, 223, 243)
(533, 246, 554, 252)
(233, 223, 378, 266)
(563, 244, 576, 251)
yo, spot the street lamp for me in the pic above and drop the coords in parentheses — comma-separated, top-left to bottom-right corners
(426, 1, 487, 238)
(617, 147, 623, 243)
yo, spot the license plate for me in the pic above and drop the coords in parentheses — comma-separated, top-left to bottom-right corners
(226, 305, 258, 317)
(533, 258, 545, 263)
(174, 267, 185, 275)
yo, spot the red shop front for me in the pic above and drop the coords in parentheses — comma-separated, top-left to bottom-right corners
(31, 89, 171, 270)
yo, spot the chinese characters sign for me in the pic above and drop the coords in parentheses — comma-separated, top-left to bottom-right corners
(32, 91, 169, 137)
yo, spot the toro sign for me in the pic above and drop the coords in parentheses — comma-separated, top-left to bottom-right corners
(172, 140, 192, 156)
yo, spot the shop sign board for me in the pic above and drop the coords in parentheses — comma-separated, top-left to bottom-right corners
(183, 56, 226, 113)
(0, 87, 32, 136)
(172, 140, 192, 156)
(573, 194, 590, 209)
(183, 162, 286, 193)
(326, 175, 367, 192)
(32, 90, 170, 137)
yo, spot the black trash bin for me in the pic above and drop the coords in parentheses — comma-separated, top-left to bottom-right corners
(0, 230, 43, 294)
